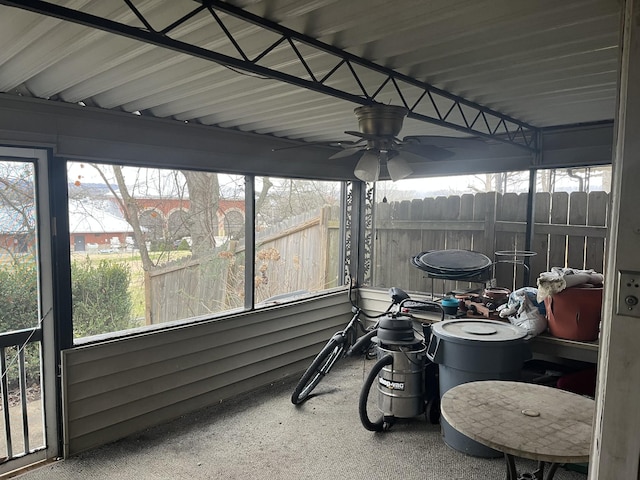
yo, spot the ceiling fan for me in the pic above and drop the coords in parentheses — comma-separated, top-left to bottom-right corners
(330, 104, 487, 182)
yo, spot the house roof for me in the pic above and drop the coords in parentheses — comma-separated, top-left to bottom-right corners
(68, 200, 133, 234)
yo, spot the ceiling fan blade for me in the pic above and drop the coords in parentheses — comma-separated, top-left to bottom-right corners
(345, 130, 381, 141)
(354, 150, 380, 182)
(393, 148, 430, 163)
(387, 155, 413, 182)
(400, 143, 455, 161)
(328, 146, 364, 159)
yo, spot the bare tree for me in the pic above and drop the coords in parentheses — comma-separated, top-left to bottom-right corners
(468, 171, 529, 194)
(90, 165, 155, 270)
(0, 162, 36, 259)
(182, 170, 220, 258)
(255, 178, 339, 226)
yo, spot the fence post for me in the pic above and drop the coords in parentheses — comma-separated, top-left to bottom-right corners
(223, 240, 239, 310)
(484, 191, 497, 263)
(319, 206, 329, 289)
(144, 270, 152, 325)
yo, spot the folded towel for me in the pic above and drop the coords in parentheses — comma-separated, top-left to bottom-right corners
(536, 267, 604, 302)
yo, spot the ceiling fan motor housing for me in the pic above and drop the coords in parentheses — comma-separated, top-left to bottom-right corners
(354, 105, 408, 137)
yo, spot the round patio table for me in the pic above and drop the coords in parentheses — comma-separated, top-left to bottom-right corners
(440, 380, 594, 480)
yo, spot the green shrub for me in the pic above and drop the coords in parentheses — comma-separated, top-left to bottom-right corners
(0, 257, 41, 390)
(0, 257, 135, 390)
(71, 259, 134, 337)
(0, 258, 38, 331)
(177, 238, 191, 251)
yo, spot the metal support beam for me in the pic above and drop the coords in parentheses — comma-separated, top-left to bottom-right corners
(1, 0, 539, 151)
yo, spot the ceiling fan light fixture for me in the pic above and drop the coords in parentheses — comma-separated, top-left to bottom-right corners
(387, 156, 413, 181)
(354, 151, 380, 182)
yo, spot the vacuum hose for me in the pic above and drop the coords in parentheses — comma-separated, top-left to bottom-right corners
(359, 354, 393, 431)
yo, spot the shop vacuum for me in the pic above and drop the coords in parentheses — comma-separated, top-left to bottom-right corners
(358, 311, 440, 432)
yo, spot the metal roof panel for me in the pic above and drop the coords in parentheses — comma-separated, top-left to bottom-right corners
(0, 0, 621, 145)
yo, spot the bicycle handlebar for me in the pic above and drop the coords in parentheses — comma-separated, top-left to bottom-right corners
(398, 298, 445, 322)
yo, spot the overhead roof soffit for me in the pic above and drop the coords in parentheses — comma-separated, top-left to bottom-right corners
(0, 93, 611, 182)
(1, 0, 539, 151)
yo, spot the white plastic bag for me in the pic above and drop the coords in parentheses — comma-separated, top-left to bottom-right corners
(497, 287, 547, 337)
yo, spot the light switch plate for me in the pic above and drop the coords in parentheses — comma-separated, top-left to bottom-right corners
(617, 271, 640, 318)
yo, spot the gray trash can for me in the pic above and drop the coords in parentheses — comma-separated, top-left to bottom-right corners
(427, 319, 530, 458)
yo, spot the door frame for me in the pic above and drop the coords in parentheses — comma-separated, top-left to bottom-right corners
(0, 146, 60, 473)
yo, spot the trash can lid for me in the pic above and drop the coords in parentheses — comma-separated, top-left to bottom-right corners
(432, 319, 527, 343)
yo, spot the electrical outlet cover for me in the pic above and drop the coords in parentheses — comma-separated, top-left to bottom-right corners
(617, 271, 640, 318)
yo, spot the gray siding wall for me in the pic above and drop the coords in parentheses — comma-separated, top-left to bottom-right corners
(61, 291, 350, 456)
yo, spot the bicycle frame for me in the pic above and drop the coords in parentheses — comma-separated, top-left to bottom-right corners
(291, 283, 410, 405)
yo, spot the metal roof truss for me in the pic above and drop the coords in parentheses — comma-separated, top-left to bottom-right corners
(2, 0, 539, 151)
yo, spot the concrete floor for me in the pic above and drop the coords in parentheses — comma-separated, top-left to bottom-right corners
(11, 358, 588, 480)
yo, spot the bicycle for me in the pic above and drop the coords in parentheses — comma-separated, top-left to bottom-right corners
(290, 282, 408, 405)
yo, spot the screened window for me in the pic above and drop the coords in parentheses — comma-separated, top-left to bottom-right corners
(370, 167, 611, 294)
(254, 177, 342, 306)
(371, 171, 530, 293)
(533, 165, 611, 274)
(68, 162, 245, 339)
(67, 164, 346, 339)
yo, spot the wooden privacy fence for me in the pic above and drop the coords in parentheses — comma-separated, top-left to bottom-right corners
(146, 206, 341, 324)
(145, 252, 233, 324)
(145, 191, 608, 323)
(373, 191, 609, 295)
(250, 205, 341, 302)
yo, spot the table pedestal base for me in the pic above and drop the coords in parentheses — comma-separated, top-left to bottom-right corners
(505, 454, 559, 480)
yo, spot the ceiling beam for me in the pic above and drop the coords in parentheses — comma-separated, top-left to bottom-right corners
(1, 0, 539, 150)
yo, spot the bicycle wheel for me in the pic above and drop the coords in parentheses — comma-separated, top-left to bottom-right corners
(291, 336, 345, 405)
(359, 354, 393, 431)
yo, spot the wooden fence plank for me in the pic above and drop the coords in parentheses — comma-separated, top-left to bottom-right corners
(429, 197, 449, 295)
(472, 192, 488, 255)
(495, 192, 520, 289)
(530, 192, 551, 282)
(567, 192, 588, 268)
(394, 200, 413, 289)
(406, 199, 426, 289)
(416, 197, 437, 293)
(373, 200, 392, 287)
(586, 191, 608, 273)
(443, 195, 462, 293)
(515, 192, 531, 288)
(483, 192, 497, 267)
(549, 192, 569, 268)
(453, 194, 476, 292)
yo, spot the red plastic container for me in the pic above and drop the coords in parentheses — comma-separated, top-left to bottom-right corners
(544, 286, 603, 341)
(557, 366, 597, 397)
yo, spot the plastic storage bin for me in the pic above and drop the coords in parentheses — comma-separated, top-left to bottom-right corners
(427, 319, 530, 458)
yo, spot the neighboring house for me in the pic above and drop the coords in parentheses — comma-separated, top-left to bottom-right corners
(135, 197, 245, 243)
(68, 200, 134, 252)
(67, 196, 245, 252)
(0, 205, 35, 254)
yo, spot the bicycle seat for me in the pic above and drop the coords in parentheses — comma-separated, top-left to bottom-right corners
(388, 287, 410, 303)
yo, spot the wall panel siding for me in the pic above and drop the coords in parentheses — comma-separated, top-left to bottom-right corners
(61, 290, 351, 455)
